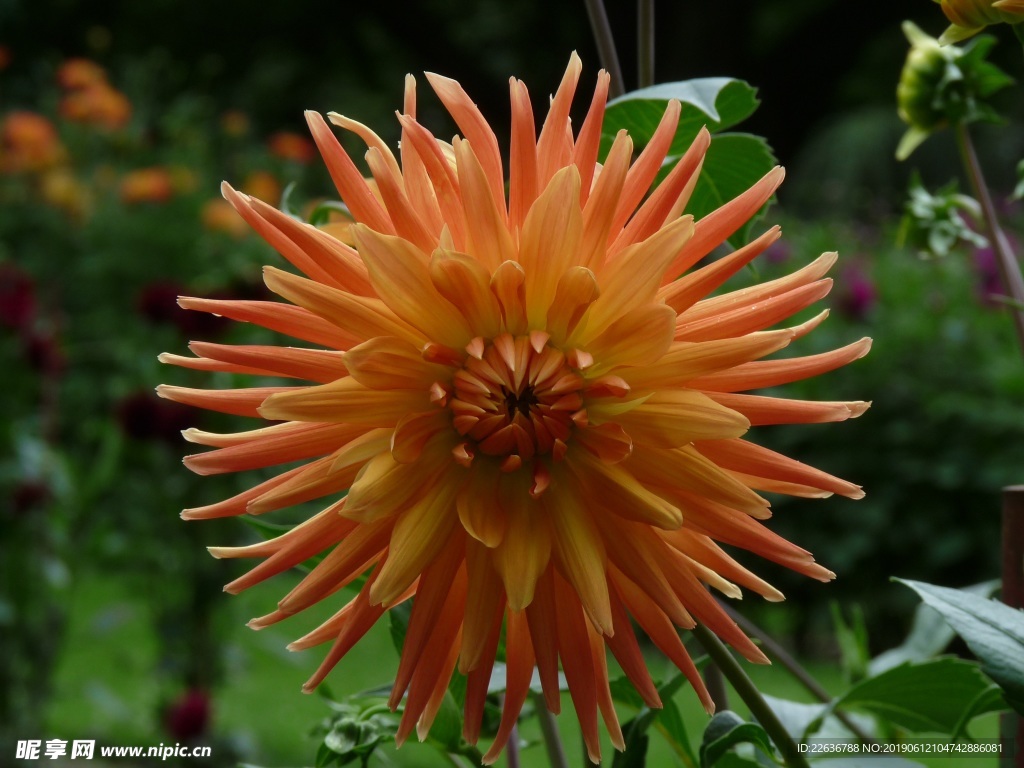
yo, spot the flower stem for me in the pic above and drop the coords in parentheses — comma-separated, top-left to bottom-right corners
(703, 663, 730, 710)
(954, 122, 1024, 358)
(507, 723, 521, 768)
(637, 0, 655, 89)
(691, 623, 811, 768)
(532, 691, 569, 768)
(583, 0, 626, 98)
(719, 603, 878, 746)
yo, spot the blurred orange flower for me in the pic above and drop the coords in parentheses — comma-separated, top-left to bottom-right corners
(934, 0, 1024, 41)
(201, 198, 249, 238)
(268, 130, 316, 163)
(120, 167, 174, 204)
(221, 110, 250, 138)
(1, 111, 64, 173)
(57, 58, 108, 90)
(40, 168, 89, 218)
(59, 83, 132, 130)
(161, 55, 869, 762)
(241, 170, 281, 205)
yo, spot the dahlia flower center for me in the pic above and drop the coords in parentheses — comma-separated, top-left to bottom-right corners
(447, 332, 586, 464)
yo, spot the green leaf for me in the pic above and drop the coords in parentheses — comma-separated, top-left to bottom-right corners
(812, 760, 926, 767)
(895, 579, 1024, 715)
(951, 684, 1007, 739)
(870, 580, 998, 675)
(834, 657, 1000, 733)
(832, 603, 870, 683)
(654, 698, 699, 768)
(307, 200, 353, 227)
(602, 78, 760, 157)
(447, 669, 468, 712)
(761, 694, 829, 742)
(609, 676, 646, 709)
(612, 725, 650, 768)
(681, 133, 777, 248)
(699, 711, 776, 767)
(279, 181, 303, 220)
(609, 673, 699, 768)
(1014, 159, 1024, 201)
(424, 690, 464, 754)
(240, 515, 292, 538)
(388, 601, 412, 656)
(708, 754, 763, 768)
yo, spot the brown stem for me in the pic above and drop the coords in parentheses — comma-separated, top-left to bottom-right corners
(531, 691, 569, 768)
(637, 0, 655, 89)
(583, 0, 625, 98)
(703, 663, 730, 710)
(955, 123, 1024, 356)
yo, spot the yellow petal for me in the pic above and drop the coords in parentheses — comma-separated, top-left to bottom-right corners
(258, 377, 429, 425)
(621, 330, 793, 391)
(568, 451, 683, 530)
(596, 389, 749, 447)
(490, 260, 528, 336)
(518, 166, 583, 328)
(508, 77, 538, 234)
(546, 266, 599, 343)
(370, 474, 461, 606)
(351, 226, 472, 348)
(493, 484, 551, 610)
(544, 480, 612, 635)
(452, 138, 514, 272)
(343, 336, 448, 390)
(262, 265, 421, 345)
(578, 130, 632, 270)
(456, 459, 508, 548)
(584, 303, 676, 373)
(429, 248, 503, 338)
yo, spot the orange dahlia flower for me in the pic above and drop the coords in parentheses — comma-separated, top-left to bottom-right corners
(160, 54, 869, 763)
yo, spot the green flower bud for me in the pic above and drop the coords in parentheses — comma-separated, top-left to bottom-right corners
(897, 22, 950, 157)
(895, 20, 1014, 160)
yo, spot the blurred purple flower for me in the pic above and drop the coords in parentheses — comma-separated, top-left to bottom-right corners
(12, 480, 50, 515)
(763, 238, 792, 265)
(0, 262, 36, 331)
(837, 263, 876, 321)
(23, 329, 65, 375)
(138, 280, 267, 338)
(164, 688, 210, 742)
(115, 391, 194, 445)
(137, 281, 229, 338)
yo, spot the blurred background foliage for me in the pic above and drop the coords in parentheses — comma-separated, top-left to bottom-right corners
(1, 0, 1023, 764)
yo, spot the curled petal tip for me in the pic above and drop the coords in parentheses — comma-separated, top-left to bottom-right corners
(847, 401, 871, 418)
(764, 586, 786, 603)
